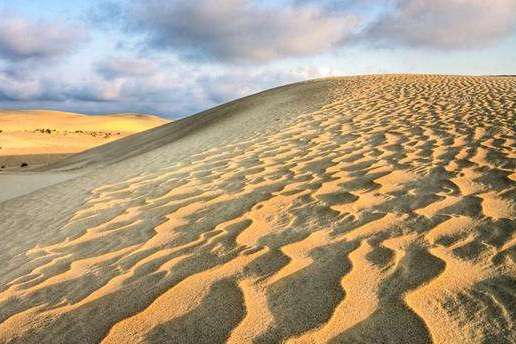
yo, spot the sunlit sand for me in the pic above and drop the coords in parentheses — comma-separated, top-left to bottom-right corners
(0, 110, 168, 170)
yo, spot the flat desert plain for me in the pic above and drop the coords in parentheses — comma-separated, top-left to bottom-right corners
(0, 110, 169, 170)
(0, 75, 514, 344)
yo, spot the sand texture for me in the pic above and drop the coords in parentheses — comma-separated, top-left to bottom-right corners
(0, 110, 169, 170)
(0, 75, 514, 343)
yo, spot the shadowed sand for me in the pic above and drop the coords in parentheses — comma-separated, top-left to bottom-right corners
(0, 75, 514, 343)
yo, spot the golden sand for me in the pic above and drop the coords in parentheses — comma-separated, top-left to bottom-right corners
(0, 75, 514, 343)
(0, 110, 169, 169)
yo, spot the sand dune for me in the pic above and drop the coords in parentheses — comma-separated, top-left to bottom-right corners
(0, 110, 169, 170)
(0, 75, 514, 343)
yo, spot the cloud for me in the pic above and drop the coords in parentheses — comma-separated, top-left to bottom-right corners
(95, 0, 516, 66)
(87, 1, 124, 28)
(0, 72, 66, 101)
(127, 0, 358, 63)
(363, 0, 516, 49)
(0, 58, 338, 117)
(95, 57, 160, 79)
(196, 65, 336, 104)
(0, 12, 88, 61)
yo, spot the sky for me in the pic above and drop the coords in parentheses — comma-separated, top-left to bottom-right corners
(0, 0, 515, 118)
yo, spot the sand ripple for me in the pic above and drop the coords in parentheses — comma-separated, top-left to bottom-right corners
(0, 75, 514, 343)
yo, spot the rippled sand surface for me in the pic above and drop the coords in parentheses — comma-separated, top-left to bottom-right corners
(0, 75, 514, 343)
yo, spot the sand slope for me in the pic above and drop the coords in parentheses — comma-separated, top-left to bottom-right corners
(0, 110, 169, 169)
(0, 75, 514, 343)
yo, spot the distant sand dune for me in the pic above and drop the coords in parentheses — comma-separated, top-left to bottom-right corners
(0, 75, 514, 343)
(0, 110, 169, 170)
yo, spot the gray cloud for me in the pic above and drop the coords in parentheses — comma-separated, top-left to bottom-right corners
(0, 61, 336, 117)
(120, 0, 516, 64)
(363, 0, 516, 49)
(128, 0, 358, 63)
(96, 57, 160, 79)
(0, 12, 88, 61)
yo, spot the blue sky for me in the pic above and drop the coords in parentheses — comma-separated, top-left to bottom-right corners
(1, 0, 515, 118)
